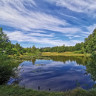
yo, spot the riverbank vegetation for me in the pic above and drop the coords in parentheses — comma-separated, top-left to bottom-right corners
(42, 52, 90, 57)
(0, 85, 96, 96)
(0, 53, 22, 85)
(40, 29, 96, 54)
(0, 28, 41, 58)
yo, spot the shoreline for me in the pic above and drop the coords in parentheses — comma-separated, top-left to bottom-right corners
(0, 85, 96, 96)
(41, 52, 91, 57)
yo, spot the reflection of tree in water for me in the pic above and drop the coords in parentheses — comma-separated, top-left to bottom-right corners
(46, 56, 90, 65)
(86, 53, 96, 81)
(31, 58, 36, 65)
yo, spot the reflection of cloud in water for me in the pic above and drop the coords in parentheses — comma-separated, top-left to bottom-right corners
(19, 60, 84, 70)
(14, 59, 95, 91)
(19, 69, 94, 91)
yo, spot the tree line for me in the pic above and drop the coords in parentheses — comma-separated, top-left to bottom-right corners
(0, 28, 39, 56)
(40, 43, 84, 53)
(40, 29, 96, 53)
(0, 27, 96, 55)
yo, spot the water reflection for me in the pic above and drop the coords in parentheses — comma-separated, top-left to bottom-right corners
(30, 56, 90, 66)
(9, 56, 96, 91)
(46, 56, 90, 65)
(86, 54, 96, 82)
(31, 58, 36, 65)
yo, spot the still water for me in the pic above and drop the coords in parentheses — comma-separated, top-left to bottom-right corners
(8, 56, 96, 91)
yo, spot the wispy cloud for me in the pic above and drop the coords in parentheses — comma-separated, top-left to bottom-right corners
(5, 31, 82, 46)
(0, 0, 68, 32)
(47, 0, 96, 16)
(0, 0, 96, 47)
(5, 31, 64, 46)
(82, 24, 96, 37)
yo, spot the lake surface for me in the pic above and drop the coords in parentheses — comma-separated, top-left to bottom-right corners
(8, 56, 96, 91)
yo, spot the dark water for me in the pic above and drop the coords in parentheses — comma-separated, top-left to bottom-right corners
(8, 56, 96, 91)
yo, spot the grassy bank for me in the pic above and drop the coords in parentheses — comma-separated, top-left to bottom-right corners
(8, 52, 91, 60)
(0, 85, 96, 96)
(42, 52, 90, 57)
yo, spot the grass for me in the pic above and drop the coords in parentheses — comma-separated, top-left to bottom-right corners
(42, 52, 91, 57)
(8, 52, 42, 60)
(8, 52, 91, 60)
(0, 85, 96, 96)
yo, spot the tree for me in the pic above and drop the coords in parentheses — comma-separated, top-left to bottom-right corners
(84, 29, 96, 53)
(0, 28, 10, 54)
(0, 28, 25, 55)
(31, 45, 37, 53)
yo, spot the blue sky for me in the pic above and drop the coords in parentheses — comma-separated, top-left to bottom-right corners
(0, 0, 96, 48)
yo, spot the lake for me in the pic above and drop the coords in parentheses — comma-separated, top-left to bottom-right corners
(8, 56, 96, 91)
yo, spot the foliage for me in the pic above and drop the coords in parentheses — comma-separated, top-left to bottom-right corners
(42, 52, 90, 57)
(84, 29, 96, 53)
(0, 53, 21, 85)
(40, 43, 85, 53)
(0, 28, 40, 56)
(0, 28, 10, 54)
(86, 52, 96, 81)
(40, 29, 96, 54)
(0, 85, 96, 96)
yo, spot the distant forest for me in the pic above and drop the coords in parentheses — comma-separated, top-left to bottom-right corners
(0, 27, 96, 56)
(40, 29, 96, 53)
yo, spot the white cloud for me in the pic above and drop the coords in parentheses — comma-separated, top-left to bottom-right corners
(0, 0, 82, 35)
(82, 24, 96, 37)
(48, 27, 82, 34)
(47, 0, 96, 16)
(5, 31, 82, 46)
(0, 0, 94, 47)
(87, 24, 96, 33)
(5, 31, 64, 46)
(0, 0, 68, 32)
(29, 33, 54, 37)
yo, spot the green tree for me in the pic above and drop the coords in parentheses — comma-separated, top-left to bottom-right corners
(0, 28, 10, 54)
(31, 45, 37, 53)
(84, 29, 96, 53)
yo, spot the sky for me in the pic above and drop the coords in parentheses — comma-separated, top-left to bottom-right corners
(0, 0, 96, 48)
